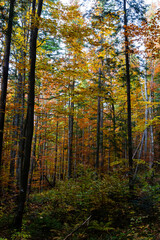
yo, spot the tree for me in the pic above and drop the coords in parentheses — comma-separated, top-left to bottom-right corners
(123, 0, 133, 191)
(0, 0, 16, 195)
(15, 0, 43, 229)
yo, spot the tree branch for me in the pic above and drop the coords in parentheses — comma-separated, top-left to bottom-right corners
(63, 215, 92, 240)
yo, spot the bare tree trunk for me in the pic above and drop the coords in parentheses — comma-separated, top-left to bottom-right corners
(149, 62, 155, 168)
(112, 102, 117, 160)
(124, 0, 133, 192)
(16, 72, 25, 191)
(53, 119, 58, 186)
(74, 121, 78, 178)
(68, 80, 74, 178)
(61, 122, 66, 180)
(0, 0, 16, 195)
(14, 0, 43, 229)
(10, 98, 19, 179)
(144, 64, 148, 157)
(96, 68, 101, 169)
(28, 114, 39, 195)
(100, 103, 104, 168)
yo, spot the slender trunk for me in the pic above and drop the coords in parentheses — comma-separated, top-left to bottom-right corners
(144, 64, 148, 157)
(61, 123, 66, 180)
(100, 104, 104, 168)
(149, 61, 154, 168)
(82, 127, 84, 164)
(10, 105, 19, 179)
(112, 102, 117, 160)
(87, 125, 91, 166)
(74, 121, 78, 178)
(53, 119, 58, 186)
(96, 68, 101, 169)
(16, 72, 25, 191)
(10, 71, 23, 183)
(108, 142, 111, 174)
(68, 80, 74, 178)
(28, 115, 38, 195)
(124, 0, 133, 191)
(0, 0, 16, 195)
(14, 0, 43, 229)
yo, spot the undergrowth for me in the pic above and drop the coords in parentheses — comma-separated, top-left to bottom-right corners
(0, 167, 160, 239)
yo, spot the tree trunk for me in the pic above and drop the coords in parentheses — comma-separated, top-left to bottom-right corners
(14, 0, 43, 229)
(0, 0, 16, 195)
(68, 80, 74, 178)
(16, 72, 25, 191)
(10, 71, 22, 184)
(144, 63, 148, 157)
(61, 122, 66, 180)
(100, 103, 104, 168)
(124, 0, 133, 191)
(149, 61, 155, 168)
(53, 119, 58, 186)
(96, 68, 101, 169)
(28, 115, 39, 195)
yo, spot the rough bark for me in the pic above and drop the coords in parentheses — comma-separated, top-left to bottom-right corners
(14, 0, 43, 229)
(0, 0, 16, 195)
(144, 64, 148, 157)
(149, 62, 155, 168)
(68, 80, 74, 179)
(53, 119, 58, 186)
(96, 68, 101, 169)
(124, 0, 133, 191)
(100, 103, 104, 168)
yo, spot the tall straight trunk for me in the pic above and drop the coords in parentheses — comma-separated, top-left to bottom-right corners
(10, 107, 19, 179)
(96, 68, 101, 169)
(100, 103, 104, 168)
(112, 103, 117, 160)
(53, 119, 58, 186)
(14, 0, 43, 229)
(74, 121, 78, 178)
(68, 80, 74, 178)
(82, 127, 85, 164)
(28, 115, 39, 195)
(149, 62, 155, 168)
(0, 0, 16, 195)
(124, 0, 133, 191)
(108, 141, 111, 174)
(16, 1, 29, 191)
(61, 122, 66, 180)
(16, 72, 25, 191)
(144, 64, 148, 157)
(10, 71, 23, 182)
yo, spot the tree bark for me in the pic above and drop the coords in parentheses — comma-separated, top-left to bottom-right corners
(68, 80, 74, 178)
(124, 0, 133, 191)
(100, 103, 104, 168)
(149, 60, 155, 168)
(53, 118, 58, 186)
(96, 68, 101, 169)
(144, 63, 148, 157)
(0, 0, 16, 195)
(14, 0, 43, 229)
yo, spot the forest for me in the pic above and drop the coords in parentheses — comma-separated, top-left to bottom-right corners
(0, 0, 160, 239)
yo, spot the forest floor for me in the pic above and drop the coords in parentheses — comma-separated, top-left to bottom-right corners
(0, 167, 160, 240)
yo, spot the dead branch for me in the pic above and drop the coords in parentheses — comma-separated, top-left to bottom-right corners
(63, 215, 92, 240)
